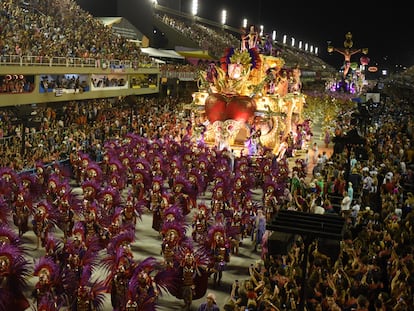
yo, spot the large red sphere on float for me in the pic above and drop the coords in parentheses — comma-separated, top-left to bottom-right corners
(360, 56, 370, 66)
(204, 93, 256, 123)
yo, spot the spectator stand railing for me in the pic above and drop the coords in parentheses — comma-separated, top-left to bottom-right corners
(0, 54, 159, 69)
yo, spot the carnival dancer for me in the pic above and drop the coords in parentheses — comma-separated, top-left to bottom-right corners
(45, 174, 61, 204)
(229, 208, 243, 255)
(230, 174, 250, 211)
(12, 186, 31, 237)
(170, 176, 192, 216)
(19, 171, 39, 200)
(246, 25, 259, 50)
(125, 256, 176, 311)
(84, 161, 103, 185)
(173, 244, 210, 311)
(32, 256, 76, 310)
(106, 228, 136, 260)
(122, 192, 145, 228)
(0, 242, 31, 311)
(81, 204, 106, 246)
(56, 189, 78, 241)
(0, 167, 19, 202)
(292, 158, 307, 180)
(108, 207, 124, 239)
(195, 155, 213, 194)
(167, 156, 182, 189)
(34, 161, 48, 194)
(98, 186, 121, 227)
(64, 222, 89, 279)
(130, 169, 147, 209)
(161, 220, 188, 268)
(76, 152, 93, 185)
(149, 176, 164, 212)
(276, 139, 289, 162)
(192, 202, 210, 245)
(206, 224, 230, 288)
(73, 265, 106, 311)
(263, 180, 279, 222)
(32, 200, 55, 250)
(149, 149, 165, 181)
(187, 169, 204, 210)
(106, 156, 127, 190)
(241, 196, 257, 240)
(152, 193, 170, 236)
(119, 152, 133, 188)
(103, 247, 135, 311)
(211, 182, 230, 218)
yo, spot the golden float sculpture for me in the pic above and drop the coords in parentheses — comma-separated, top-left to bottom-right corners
(190, 34, 305, 155)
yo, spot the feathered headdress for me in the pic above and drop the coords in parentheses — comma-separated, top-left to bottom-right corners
(44, 232, 62, 257)
(81, 179, 100, 201)
(79, 152, 92, 168)
(176, 242, 210, 269)
(0, 242, 30, 295)
(0, 224, 23, 247)
(106, 228, 135, 256)
(161, 220, 187, 243)
(72, 221, 86, 242)
(132, 167, 151, 187)
(108, 157, 124, 176)
(212, 181, 230, 201)
(99, 186, 121, 207)
(47, 174, 60, 191)
(194, 202, 211, 220)
(0, 167, 18, 198)
(19, 172, 39, 196)
(163, 203, 184, 223)
(33, 256, 59, 281)
(127, 256, 178, 308)
(34, 200, 58, 226)
(102, 247, 135, 289)
(134, 155, 151, 172)
(86, 161, 103, 182)
(76, 265, 107, 311)
(207, 224, 228, 249)
(173, 175, 191, 195)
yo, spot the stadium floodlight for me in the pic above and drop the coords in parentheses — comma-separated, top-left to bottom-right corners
(191, 0, 198, 16)
(221, 10, 227, 25)
(242, 18, 247, 29)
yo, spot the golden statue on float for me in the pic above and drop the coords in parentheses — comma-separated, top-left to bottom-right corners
(190, 26, 306, 156)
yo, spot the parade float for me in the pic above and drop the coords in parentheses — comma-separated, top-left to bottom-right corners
(189, 31, 307, 156)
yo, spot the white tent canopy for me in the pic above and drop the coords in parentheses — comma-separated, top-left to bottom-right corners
(141, 47, 184, 60)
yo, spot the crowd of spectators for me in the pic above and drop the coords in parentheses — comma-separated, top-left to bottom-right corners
(0, 0, 144, 64)
(222, 101, 414, 311)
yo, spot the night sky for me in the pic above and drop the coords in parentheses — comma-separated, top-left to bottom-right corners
(157, 0, 412, 69)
